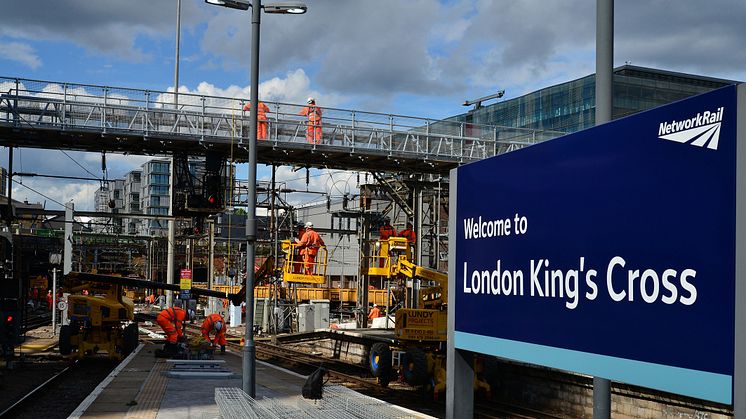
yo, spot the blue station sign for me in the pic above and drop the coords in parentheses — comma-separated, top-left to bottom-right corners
(453, 86, 738, 404)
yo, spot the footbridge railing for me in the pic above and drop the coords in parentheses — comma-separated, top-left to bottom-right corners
(0, 77, 563, 165)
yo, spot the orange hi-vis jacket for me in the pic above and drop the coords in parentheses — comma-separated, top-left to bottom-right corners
(398, 228, 416, 243)
(201, 313, 227, 346)
(297, 228, 325, 256)
(299, 105, 323, 143)
(156, 307, 187, 344)
(243, 102, 270, 121)
(299, 105, 322, 125)
(243, 102, 270, 140)
(368, 306, 382, 320)
(379, 224, 396, 240)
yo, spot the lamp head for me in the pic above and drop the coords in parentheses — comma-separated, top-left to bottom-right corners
(264, 2, 307, 14)
(204, 0, 250, 10)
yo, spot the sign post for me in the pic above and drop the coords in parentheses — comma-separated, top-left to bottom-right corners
(449, 85, 744, 417)
(180, 268, 192, 301)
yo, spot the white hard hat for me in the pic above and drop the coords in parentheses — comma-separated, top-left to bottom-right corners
(214, 320, 223, 332)
(373, 304, 378, 307)
(305, 221, 313, 228)
(307, 97, 315, 104)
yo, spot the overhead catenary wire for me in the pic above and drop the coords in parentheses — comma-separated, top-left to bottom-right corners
(12, 178, 66, 207)
(59, 149, 99, 180)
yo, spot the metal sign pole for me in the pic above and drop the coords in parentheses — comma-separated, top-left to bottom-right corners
(52, 267, 57, 336)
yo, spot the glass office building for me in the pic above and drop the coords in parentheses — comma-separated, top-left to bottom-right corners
(451, 65, 737, 134)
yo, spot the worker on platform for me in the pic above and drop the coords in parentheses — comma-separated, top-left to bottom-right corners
(398, 222, 416, 244)
(156, 306, 192, 353)
(378, 217, 396, 267)
(295, 221, 325, 275)
(399, 221, 416, 257)
(379, 217, 396, 240)
(46, 290, 53, 310)
(368, 304, 382, 320)
(200, 313, 227, 353)
(298, 97, 323, 144)
(243, 101, 270, 140)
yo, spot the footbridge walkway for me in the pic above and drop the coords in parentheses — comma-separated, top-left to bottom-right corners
(0, 77, 563, 174)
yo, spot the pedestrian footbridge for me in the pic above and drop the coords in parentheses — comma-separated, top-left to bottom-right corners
(0, 77, 562, 174)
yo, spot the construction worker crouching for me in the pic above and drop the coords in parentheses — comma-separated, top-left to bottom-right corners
(156, 305, 194, 355)
(201, 313, 227, 353)
(295, 221, 325, 275)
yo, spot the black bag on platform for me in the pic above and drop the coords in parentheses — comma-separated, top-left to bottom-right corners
(302, 367, 327, 399)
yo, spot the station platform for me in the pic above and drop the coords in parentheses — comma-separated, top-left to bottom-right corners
(68, 342, 433, 419)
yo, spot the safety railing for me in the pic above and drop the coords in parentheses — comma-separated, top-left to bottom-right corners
(0, 77, 564, 164)
(281, 240, 327, 284)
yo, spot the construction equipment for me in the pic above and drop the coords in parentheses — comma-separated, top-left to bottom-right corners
(59, 272, 233, 359)
(229, 256, 276, 306)
(365, 236, 489, 398)
(280, 239, 328, 285)
(59, 275, 138, 360)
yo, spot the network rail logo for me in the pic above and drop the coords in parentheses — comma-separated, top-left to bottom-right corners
(658, 107, 724, 150)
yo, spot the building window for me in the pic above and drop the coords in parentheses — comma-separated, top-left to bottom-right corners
(149, 185, 168, 195)
(150, 174, 169, 185)
(151, 162, 169, 174)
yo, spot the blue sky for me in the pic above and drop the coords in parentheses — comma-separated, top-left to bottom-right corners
(1, 0, 746, 209)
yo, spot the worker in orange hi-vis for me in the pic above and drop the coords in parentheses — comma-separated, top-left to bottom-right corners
(378, 217, 396, 267)
(200, 313, 227, 353)
(295, 221, 325, 275)
(379, 217, 396, 240)
(243, 101, 270, 140)
(156, 306, 190, 345)
(298, 97, 323, 144)
(398, 221, 416, 246)
(399, 222, 417, 258)
(368, 304, 382, 320)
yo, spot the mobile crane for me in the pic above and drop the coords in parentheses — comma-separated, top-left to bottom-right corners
(366, 236, 489, 398)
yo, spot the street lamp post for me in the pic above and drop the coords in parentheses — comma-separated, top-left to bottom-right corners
(205, 0, 306, 398)
(50, 253, 62, 336)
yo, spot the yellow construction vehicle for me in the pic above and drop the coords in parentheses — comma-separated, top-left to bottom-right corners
(280, 239, 328, 284)
(58, 273, 138, 360)
(365, 236, 489, 398)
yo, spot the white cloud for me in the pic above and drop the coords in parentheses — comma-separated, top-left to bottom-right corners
(157, 68, 344, 110)
(12, 178, 98, 211)
(0, 41, 41, 69)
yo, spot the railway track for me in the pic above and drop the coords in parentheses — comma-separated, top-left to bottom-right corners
(0, 358, 119, 419)
(24, 312, 52, 331)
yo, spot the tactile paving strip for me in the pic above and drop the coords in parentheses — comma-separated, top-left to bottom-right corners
(124, 359, 169, 419)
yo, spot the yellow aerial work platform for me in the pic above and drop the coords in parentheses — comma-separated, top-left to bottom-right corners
(281, 240, 328, 284)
